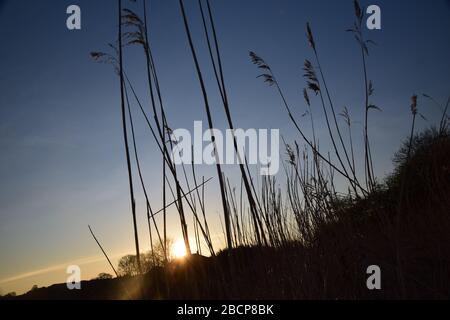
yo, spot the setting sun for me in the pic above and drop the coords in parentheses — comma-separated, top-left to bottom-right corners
(172, 239, 187, 259)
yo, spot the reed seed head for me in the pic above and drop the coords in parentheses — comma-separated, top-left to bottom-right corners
(411, 95, 418, 116)
(306, 23, 316, 50)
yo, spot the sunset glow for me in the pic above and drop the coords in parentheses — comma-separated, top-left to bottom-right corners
(172, 239, 187, 259)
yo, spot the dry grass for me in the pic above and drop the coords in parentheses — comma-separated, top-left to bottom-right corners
(81, 0, 450, 300)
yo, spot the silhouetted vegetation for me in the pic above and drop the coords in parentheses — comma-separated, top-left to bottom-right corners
(95, 273, 113, 280)
(29, 0, 446, 300)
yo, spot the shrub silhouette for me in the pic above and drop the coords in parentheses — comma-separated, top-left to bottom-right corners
(95, 273, 113, 280)
(118, 240, 173, 276)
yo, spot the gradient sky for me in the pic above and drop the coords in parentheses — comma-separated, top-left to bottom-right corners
(0, 0, 449, 295)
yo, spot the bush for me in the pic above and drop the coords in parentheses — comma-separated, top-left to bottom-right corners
(117, 240, 173, 276)
(95, 273, 113, 280)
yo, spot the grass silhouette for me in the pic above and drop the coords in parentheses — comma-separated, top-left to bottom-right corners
(6, 0, 448, 300)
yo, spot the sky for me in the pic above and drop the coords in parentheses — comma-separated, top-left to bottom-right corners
(0, 0, 449, 295)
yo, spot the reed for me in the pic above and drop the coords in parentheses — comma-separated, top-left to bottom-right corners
(86, 0, 450, 299)
(179, 0, 233, 250)
(306, 23, 360, 195)
(198, 0, 266, 246)
(118, 0, 142, 273)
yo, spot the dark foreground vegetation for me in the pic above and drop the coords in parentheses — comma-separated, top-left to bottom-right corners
(6, 129, 450, 300)
(3, 1, 448, 300)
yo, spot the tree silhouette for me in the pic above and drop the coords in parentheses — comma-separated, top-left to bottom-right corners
(95, 273, 113, 280)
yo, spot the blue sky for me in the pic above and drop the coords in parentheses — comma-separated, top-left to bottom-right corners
(0, 0, 449, 294)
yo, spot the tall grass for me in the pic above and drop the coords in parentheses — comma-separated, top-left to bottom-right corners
(179, 0, 233, 250)
(347, 0, 378, 191)
(197, 0, 267, 246)
(117, 0, 142, 273)
(86, 0, 450, 299)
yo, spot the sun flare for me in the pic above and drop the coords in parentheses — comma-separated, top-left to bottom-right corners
(172, 239, 187, 259)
